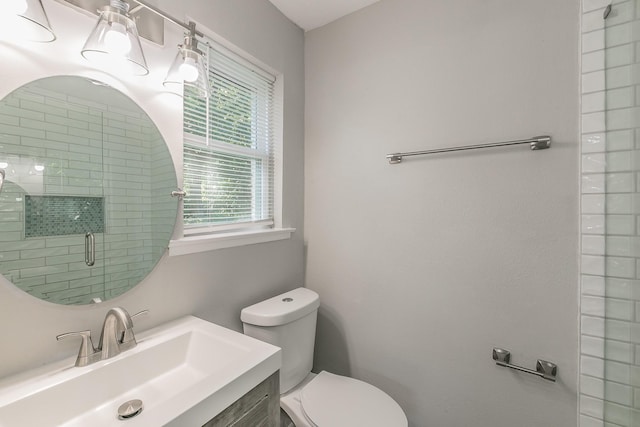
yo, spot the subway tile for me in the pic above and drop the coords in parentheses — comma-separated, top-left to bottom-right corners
(605, 338, 636, 362)
(584, 112, 607, 133)
(607, 87, 635, 110)
(606, 173, 635, 192)
(583, 374, 606, 398)
(606, 65, 633, 88)
(584, 335, 607, 357)
(583, 275, 606, 296)
(584, 29, 606, 52)
(583, 296, 605, 317)
(606, 108, 635, 131)
(605, 22, 633, 48)
(0, 232, 22, 242)
(584, 91, 606, 113)
(45, 270, 91, 284)
(583, 133, 607, 153)
(19, 264, 68, 278)
(0, 251, 20, 262)
(603, 400, 640, 425)
(579, 414, 604, 427)
(0, 258, 45, 271)
(606, 43, 635, 68)
(607, 318, 640, 343)
(605, 1, 634, 25)
(581, 174, 606, 194)
(583, 0, 611, 13)
(581, 394, 605, 419)
(606, 278, 640, 300)
(584, 235, 607, 254)
(45, 254, 86, 266)
(606, 256, 636, 278)
(584, 7, 607, 32)
(583, 215, 606, 234)
(66, 96, 107, 111)
(605, 380, 634, 406)
(605, 236, 633, 256)
(0, 104, 44, 121)
(583, 315, 606, 337)
(18, 99, 66, 116)
(585, 71, 606, 94)
(583, 195, 606, 214)
(605, 360, 631, 384)
(606, 194, 632, 214)
(606, 215, 635, 235)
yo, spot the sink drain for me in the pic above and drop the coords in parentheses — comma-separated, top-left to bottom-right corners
(117, 399, 144, 420)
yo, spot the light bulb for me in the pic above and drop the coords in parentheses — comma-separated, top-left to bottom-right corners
(34, 164, 45, 172)
(179, 56, 199, 83)
(104, 22, 131, 56)
(8, 0, 28, 15)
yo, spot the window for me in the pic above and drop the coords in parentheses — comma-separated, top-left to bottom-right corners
(182, 40, 276, 235)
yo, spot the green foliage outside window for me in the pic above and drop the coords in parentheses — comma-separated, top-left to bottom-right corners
(183, 71, 266, 227)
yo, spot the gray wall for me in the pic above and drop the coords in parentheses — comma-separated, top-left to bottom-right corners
(304, 0, 580, 426)
(0, 0, 304, 378)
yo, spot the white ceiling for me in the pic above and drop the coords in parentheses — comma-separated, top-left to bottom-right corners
(268, 0, 380, 31)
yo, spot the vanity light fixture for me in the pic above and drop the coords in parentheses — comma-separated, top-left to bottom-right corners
(0, 0, 56, 42)
(81, 0, 149, 76)
(163, 22, 209, 98)
(57, 0, 211, 95)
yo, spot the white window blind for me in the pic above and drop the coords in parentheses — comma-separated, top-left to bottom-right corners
(183, 40, 276, 234)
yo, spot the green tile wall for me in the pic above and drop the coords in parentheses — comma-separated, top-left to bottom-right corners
(0, 80, 177, 305)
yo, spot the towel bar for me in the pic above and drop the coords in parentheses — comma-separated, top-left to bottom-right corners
(386, 135, 551, 164)
(492, 348, 557, 382)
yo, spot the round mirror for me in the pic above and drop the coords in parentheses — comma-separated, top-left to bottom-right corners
(0, 76, 178, 305)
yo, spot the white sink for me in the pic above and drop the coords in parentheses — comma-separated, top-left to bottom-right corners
(0, 316, 281, 426)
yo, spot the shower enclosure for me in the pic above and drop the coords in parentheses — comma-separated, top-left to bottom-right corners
(581, 1, 640, 425)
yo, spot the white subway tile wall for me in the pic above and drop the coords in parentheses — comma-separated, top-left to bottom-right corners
(581, 0, 640, 425)
(0, 84, 176, 304)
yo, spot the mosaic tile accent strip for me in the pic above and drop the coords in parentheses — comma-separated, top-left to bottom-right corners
(24, 195, 104, 237)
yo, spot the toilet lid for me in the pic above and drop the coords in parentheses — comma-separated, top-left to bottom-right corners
(300, 371, 407, 427)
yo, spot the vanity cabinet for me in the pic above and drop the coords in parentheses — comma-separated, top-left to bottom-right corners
(203, 371, 280, 427)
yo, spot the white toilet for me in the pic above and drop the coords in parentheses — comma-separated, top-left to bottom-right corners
(241, 287, 408, 427)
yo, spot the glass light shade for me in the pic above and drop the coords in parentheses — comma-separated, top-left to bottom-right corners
(81, 6, 148, 76)
(163, 44, 209, 98)
(0, 0, 55, 42)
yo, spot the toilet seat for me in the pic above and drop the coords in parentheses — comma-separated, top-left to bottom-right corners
(287, 371, 407, 427)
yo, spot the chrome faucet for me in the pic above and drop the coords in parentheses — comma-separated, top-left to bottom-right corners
(98, 307, 135, 359)
(57, 307, 148, 367)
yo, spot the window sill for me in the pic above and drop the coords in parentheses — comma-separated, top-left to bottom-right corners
(168, 228, 296, 256)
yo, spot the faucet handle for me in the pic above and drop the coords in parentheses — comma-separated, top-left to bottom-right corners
(121, 310, 148, 345)
(131, 309, 149, 322)
(56, 330, 97, 367)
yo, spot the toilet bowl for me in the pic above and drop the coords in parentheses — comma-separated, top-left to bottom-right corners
(280, 371, 407, 427)
(241, 287, 408, 427)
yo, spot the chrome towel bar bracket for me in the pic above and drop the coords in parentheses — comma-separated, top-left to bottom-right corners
(492, 348, 557, 382)
(387, 135, 552, 164)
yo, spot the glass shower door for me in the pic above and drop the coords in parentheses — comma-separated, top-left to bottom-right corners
(602, 2, 640, 425)
(0, 82, 106, 304)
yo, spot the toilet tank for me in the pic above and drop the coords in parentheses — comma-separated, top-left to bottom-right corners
(241, 288, 320, 394)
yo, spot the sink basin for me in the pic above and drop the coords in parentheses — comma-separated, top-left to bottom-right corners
(0, 316, 281, 426)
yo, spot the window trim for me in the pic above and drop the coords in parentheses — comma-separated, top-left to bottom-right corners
(169, 227, 295, 256)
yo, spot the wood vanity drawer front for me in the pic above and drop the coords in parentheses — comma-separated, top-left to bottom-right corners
(202, 371, 280, 427)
